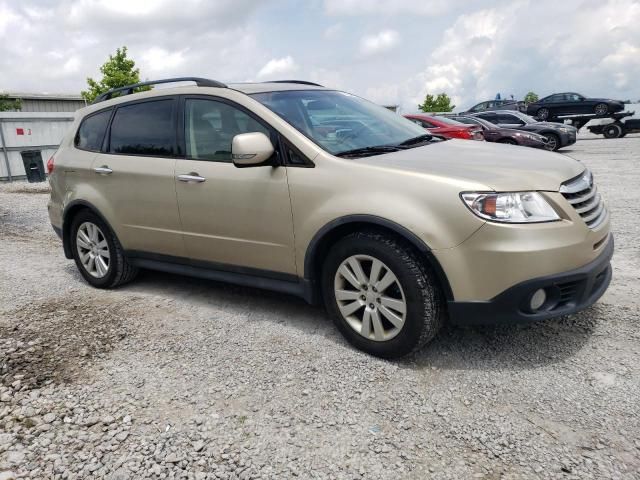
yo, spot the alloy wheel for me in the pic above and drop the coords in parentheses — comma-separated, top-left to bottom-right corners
(594, 103, 608, 116)
(544, 135, 558, 150)
(76, 222, 110, 278)
(334, 255, 407, 342)
(537, 108, 549, 120)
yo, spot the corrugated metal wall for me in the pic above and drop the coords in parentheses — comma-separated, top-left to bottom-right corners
(0, 112, 75, 180)
(19, 99, 86, 113)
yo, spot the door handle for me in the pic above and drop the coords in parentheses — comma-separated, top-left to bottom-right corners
(177, 173, 206, 183)
(93, 166, 113, 175)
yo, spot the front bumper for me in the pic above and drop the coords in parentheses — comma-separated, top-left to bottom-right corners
(559, 129, 577, 147)
(448, 234, 613, 325)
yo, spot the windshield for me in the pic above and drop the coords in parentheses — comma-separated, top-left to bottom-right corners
(431, 115, 465, 125)
(251, 90, 428, 155)
(457, 116, 497, 130)
(510, 111, 537, 124)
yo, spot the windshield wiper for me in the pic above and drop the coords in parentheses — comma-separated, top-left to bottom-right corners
(335, 145, 403, 158)
(397, 134, 434, 146)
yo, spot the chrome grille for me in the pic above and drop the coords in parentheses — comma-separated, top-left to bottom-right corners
(560, 170, 606, 229)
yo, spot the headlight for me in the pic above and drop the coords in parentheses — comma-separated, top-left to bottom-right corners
(461, 192, 560, 223)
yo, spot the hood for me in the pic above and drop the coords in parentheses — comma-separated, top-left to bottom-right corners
(498, 128, 546, 139)
(355, 139, 584, 191)
(520, 122, 571, 132)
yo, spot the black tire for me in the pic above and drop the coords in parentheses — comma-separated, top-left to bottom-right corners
(543, 133, 560, 151)
(603, 124, 623, 139)
(594, 103, 609, 116)
(70, 210, 138, 288)
(498, 138, 517, 145)
(536, 108, 550, 121)
(321, 230, 444, 358)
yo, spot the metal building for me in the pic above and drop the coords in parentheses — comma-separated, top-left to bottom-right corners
(0, 92, 84, 181)
(0, 92, 86, 112)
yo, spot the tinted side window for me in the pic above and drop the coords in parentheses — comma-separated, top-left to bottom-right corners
(184, 99, 270, 162)
(109, 100, 176, 156)
(497, 114, 520, 124)
(75, 109, 112, 152)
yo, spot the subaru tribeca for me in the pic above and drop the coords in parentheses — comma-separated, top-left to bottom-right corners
(48, 77, 613, 358)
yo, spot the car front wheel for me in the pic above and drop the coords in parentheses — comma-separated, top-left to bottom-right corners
(322, 231, 444, 358)
(543, 133, 560, 151)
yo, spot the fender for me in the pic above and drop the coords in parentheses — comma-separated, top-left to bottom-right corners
(61, 200, 118, 259)
(303, 214, 454, 301)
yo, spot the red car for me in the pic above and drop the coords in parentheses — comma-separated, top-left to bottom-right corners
(404, 114, 484, 141)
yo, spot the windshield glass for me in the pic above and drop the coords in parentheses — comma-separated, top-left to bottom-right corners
(251, 90, 428, 155)
(431, 115, 465, 125)
(457, 116, 497, 130)
(511, 111, 537, 124)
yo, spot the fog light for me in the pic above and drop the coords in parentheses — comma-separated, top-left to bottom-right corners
(530, 288, 547, 311)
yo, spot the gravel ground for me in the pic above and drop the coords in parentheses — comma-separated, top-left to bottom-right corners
(0, 133, 639, 480)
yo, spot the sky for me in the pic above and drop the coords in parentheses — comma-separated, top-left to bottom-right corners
(0, 0, 639, 112)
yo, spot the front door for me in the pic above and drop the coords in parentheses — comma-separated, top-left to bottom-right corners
(90, 97, 185, 258)
(175, 97, 296, 275)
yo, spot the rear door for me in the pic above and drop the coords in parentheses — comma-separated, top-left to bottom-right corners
(174, 96, 296, 275)
(90, 97, 185, 258)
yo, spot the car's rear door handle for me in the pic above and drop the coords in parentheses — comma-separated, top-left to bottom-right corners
(93, 166, 113, 175)
(177, 173, 206, 183)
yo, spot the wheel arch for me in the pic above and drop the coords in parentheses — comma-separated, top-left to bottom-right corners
(62, 200, 117, 260)
(303, 215, 454, 303)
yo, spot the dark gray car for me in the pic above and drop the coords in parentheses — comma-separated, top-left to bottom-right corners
(461, 99, 525, 115)
(452, 115, 549, 149)
(472, 111, 577, 151)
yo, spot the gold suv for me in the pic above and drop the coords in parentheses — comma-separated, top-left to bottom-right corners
(48, 77, 613, 358)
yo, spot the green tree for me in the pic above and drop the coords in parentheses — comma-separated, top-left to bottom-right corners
(0, 95, 22, 111)
(418, 93, 455, 113)
(524, 91, 539, 104)
(81, 46, 149, 103)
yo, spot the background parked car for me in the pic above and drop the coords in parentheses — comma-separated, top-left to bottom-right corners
(404, 114, 484, 140)
(526, 92, 625, 120)
(460, 99, 525, 115)
(452, 115, 549, 149)
(472, 111, 577, 151)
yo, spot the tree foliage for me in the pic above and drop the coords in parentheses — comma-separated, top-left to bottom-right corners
(0, 95, 22, 112)
(524, 91, 539, 103)
(418, 93, 455, 113)
(81, 46, 149, 102)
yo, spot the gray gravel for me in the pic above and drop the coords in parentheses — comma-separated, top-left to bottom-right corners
(1, 133, 639, 479)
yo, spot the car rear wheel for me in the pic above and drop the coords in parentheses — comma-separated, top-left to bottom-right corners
(536, 108, 550, 121)
(321, 231, 444, 358)
(594, 103, 609, 116)
(70, 210, 138, 288)
(543, 133, 560, 151)
(603, 123, 623, 139)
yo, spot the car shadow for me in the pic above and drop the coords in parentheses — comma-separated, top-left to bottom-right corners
(64, 265, 599, 371)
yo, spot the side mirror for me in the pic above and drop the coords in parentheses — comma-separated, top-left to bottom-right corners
(231, 132, 275, 168)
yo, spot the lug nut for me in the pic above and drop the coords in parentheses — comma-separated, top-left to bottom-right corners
(362, 285, 368, 291)
(369, 303, 375, 309)
(360, 295, 366, 301)
(372, 286, 377, 293)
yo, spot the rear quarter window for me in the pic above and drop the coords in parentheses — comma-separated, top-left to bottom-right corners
(75, 109, 112, 152)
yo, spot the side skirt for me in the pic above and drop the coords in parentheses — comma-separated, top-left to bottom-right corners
(125, 251, 315, 303)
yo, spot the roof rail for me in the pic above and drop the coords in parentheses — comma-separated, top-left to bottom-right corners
(92, 77, 227, 104)
(268, 80, 324, 87)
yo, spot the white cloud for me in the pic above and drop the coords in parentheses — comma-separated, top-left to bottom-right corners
(142, 47, 188, 74)
(324, 23, 343, 39)
(325, 0, 453, 16)
(359, 30, 400, 56)
(397, 0, 640, 111)
(257, 56, 298, 79)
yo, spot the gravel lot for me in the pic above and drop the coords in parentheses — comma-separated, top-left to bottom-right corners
(1, 133, 639, 480)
